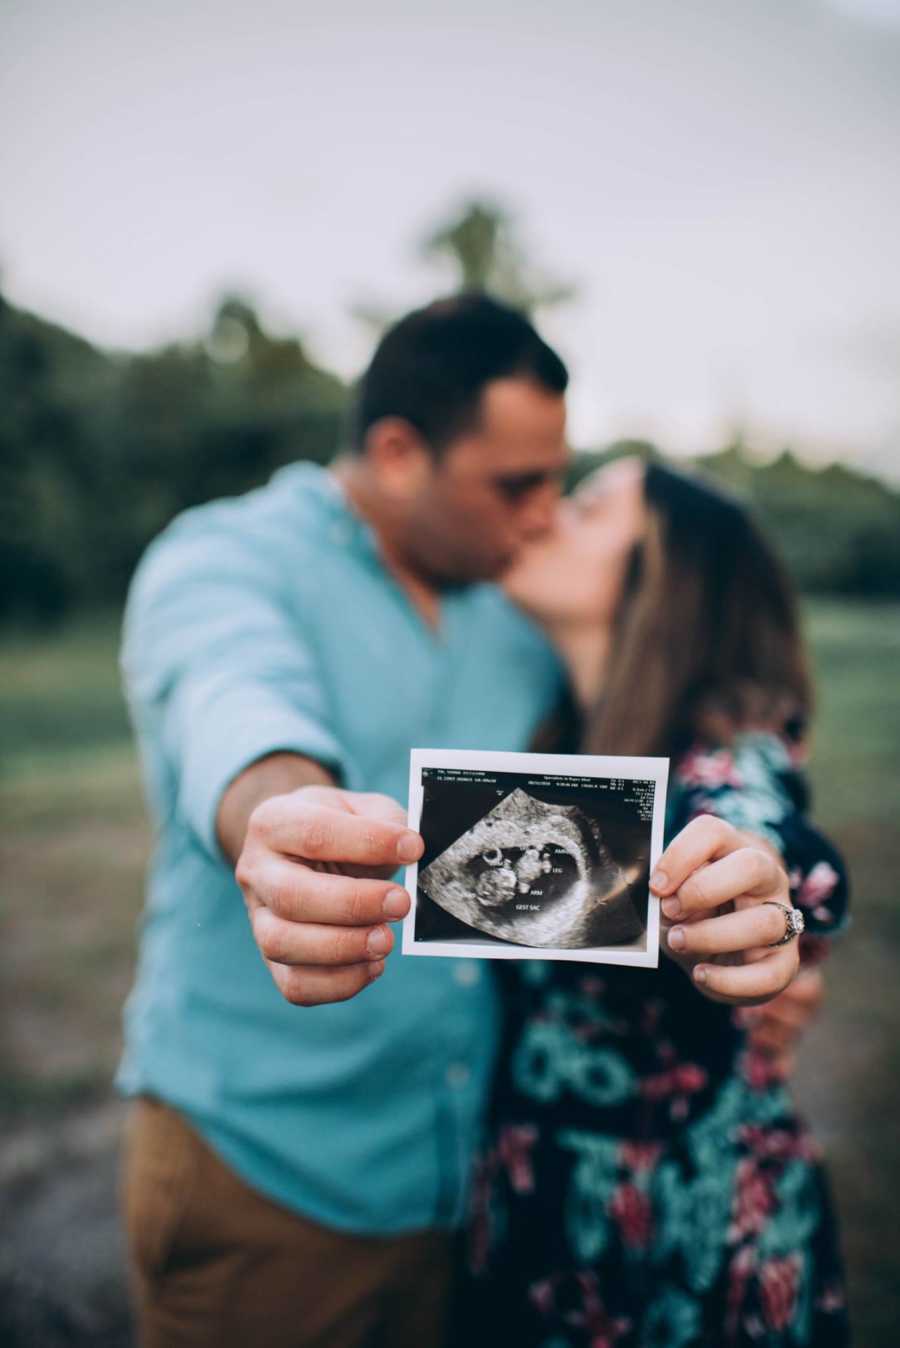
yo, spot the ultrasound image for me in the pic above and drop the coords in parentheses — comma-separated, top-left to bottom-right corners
(417, 778, 651, 949)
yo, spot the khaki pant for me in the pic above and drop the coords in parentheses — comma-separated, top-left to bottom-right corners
(121, 1097, 452, 1348)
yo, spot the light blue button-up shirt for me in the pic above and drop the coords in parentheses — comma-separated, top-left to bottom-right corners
(117, 462, 563, 1233)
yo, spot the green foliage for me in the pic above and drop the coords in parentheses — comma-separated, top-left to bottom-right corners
(0, 291, 347, 622)
(352, 198, 576, 336)
(421, 199, 576, 314)
(0, 292, 115, 620)
(3, 282, 900, 625)
(691, 447, 900, 597)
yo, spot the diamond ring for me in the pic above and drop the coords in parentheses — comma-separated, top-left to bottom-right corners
(762, 900, 805, 946)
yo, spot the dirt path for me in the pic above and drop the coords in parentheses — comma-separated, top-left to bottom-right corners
(1, 1102, 132, 1347)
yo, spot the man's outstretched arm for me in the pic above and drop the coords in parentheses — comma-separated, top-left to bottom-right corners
(217, 751, 336, 862)
(218, 753, 422, 1007)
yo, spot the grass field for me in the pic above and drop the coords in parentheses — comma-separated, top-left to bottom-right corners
(1, 600, 898, 1344)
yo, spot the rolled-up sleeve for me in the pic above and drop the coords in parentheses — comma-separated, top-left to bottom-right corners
(122, 516, 348, 858)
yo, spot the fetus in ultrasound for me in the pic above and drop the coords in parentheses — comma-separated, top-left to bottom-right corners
(418, 788, 645, 948)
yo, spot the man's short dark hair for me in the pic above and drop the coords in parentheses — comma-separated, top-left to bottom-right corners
(350, 293, 569, 455)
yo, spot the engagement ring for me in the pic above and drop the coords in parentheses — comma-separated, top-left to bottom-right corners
(763, 900, 805, 946)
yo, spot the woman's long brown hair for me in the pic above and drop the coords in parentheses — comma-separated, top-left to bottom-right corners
(580, 462, 812, 759)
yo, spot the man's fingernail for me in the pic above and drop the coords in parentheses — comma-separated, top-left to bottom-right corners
(650, 869, 669, 892)
(367, 926, 391, 956)
(667, 926, 686, 951)
(368, 959, 386, 981)
(396, 832, 422, 864)
(382, 888, 409, 920)
(661, 898, 682, 920)
(693, 965, 708, 986)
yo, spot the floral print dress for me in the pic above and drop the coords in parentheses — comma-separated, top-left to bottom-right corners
(462, 733, 850, 1348)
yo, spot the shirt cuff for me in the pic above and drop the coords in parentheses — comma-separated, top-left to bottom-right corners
(178, 691, 350, 862)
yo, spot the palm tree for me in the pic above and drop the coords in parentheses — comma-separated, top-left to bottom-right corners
(421, 198, 575, 315)
(350, 197, 576, 336)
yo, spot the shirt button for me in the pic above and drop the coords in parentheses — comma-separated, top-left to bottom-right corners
(453, 961, 480, 987)
(446, 1062, 471, 1090)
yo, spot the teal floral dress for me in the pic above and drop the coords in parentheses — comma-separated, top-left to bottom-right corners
(462, 734, 850, 1348)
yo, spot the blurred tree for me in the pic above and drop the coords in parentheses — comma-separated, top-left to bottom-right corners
(692, 445, 900, 596)
(0, 289, 346, 621)
(351, 197, 576, 336)
(421, 198, 576, 315)
(4, 256, 900, 627)
(0, 290, 118, 621)
(93, 296, 347, 598)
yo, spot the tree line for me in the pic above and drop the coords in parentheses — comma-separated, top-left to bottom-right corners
(3, 200, 899, 624)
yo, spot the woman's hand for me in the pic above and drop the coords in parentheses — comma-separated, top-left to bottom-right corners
(650, 815, 801, 1006)
(737, 966, 825, 1076)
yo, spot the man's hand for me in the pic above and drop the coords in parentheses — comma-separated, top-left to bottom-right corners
(737, 966, 825, 1076)
(235, 784, 423, 1006)
(650, 815, 801, 1006)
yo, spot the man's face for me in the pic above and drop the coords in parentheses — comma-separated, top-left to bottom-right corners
(405, 377, 570, 584)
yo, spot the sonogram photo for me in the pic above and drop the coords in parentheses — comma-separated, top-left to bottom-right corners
(404, 751, 669, 966)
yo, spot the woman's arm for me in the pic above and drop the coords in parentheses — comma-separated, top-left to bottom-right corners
(665, 732, 849, 941)
(650, 732, 849, 1006)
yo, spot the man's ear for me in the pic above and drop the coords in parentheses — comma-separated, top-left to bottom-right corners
(362, 417, 434, 499)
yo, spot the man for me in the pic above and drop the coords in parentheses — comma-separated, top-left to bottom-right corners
(119, 295, 572, 1347)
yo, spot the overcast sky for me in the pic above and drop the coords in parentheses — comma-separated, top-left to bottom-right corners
(2, 0, 899, 479)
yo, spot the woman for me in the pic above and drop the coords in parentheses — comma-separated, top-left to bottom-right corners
(461, 459, 849, 1347)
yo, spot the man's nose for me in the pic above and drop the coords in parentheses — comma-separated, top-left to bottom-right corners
(519, 482, 561, 539)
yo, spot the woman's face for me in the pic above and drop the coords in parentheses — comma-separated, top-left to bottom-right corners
(500, 457, 648, 627)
